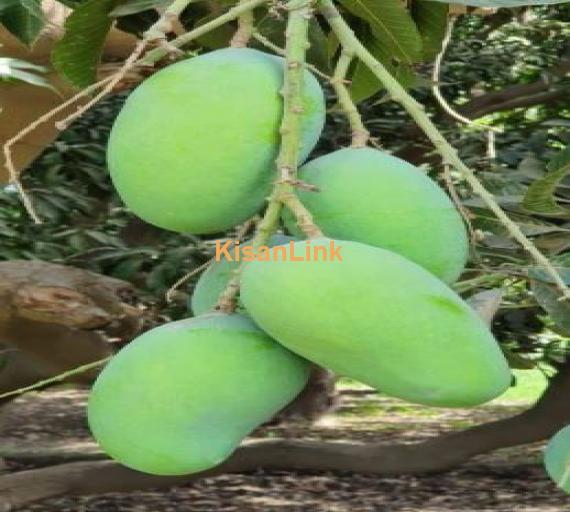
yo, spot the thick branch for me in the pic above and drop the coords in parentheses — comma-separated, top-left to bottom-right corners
(2, 363, 570, 510)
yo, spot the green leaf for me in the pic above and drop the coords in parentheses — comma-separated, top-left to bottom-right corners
(0, 1, 45, 46)
(0, 0, 20, 14)
(338, 0, 422, 65)
(193, 10, 234, 50)
(427, 0, 568, 5)
(110, 0, 170, 17)
(531, 280, 570, 337)
(528, 253, 570, 286)
(52, 0, 122, 88)
(522, 146, 570, 219)
(255, 14, 331, 73)
(55, 0, 92, 7)
(350, 32, 417, 102)
(0, 57, 58, 92)
(412, 0, 449, 62)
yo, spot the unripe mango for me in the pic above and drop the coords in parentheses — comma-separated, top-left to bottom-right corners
(108, 48, 325, 234)
(241, 238, 510, 407)
(191, 235, 293, 316)
(88, 313, 310, 475)
(544, 425, 570, 493)
(283, 148, 468, 283)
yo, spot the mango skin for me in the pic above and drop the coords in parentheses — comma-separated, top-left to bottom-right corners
(191, 235, 293, 316)
(544, 425, 570, 494)
(108, 48, 325, 234)
(241, 238, 511, 408)
(88, 313, 310, 475)
(283, 148, 468, 283)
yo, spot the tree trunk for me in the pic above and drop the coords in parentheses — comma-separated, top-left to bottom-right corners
(1, 363, 569, 510)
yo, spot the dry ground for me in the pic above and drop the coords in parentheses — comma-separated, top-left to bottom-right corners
(0, 376, 568, 511)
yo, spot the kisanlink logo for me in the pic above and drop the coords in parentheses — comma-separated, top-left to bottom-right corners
(215, 240, 343, 262)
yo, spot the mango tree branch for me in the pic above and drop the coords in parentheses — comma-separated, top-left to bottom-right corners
(140, 0, 268, 64)
(216, 0, 323, 313)
(0, 357, 111, 401)
(330, 49, 369, 147)
(230, 0, 255, 48)
(318, 0, 570, 300)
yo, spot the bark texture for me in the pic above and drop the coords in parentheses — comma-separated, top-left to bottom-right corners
(0, 260, 143, 402)
(1, 362, 568, 510)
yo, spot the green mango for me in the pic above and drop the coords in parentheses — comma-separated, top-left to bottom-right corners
(88, 313, 310, 475)
(108, 48, 325, 234)
(241, 238, 510, 407)
(283, 148, 468, 283)
(544, 424, 570, 494)
(191, 234, 294, 316)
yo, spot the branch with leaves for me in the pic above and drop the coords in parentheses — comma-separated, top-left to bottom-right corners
(318, 0, 570, 300)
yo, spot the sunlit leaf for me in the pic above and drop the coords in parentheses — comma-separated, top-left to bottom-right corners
(0, 57, 57, 92)
(339, 0, 422, 64)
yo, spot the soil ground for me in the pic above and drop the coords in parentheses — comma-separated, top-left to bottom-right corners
(1, 372, 568, 511)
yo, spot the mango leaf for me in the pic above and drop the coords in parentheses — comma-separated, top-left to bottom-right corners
(0, 0, 45, 46)
(522, 146, 570, 219)
(110, 0, 170, 17)
(339, 0, 422, 65)
(255, 15, 331, 73)
(193, 9, 234, 50)
(350, 32, 417, 102)
(55, 0, 92, 7)
(0, 0, 20, 14)
(529, 255, 570, 337)
(0, 57, 57, 92)
(426, 0, 569, 5)
(528, 253, 570, 285)
(52, 0, 122, 88)
(412, 0, 449, 61)
(531, 280, 570, 336)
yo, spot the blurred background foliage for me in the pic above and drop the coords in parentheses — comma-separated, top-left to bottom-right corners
(1, 5, 570, 368)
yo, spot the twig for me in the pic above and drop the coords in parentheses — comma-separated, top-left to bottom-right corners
(165, 260, 213, 304)
(0, 357, 111, 400)
(230, 0, 255, 47)
(2, 74, 113, 224)
(330, 49, 369, 147)
(432, 17, 502, 135)
(319, 0, 570, 300)
(442, 163, 477, 245)
(139, 0, 269, 65)
(432, 15, 501, 163)
(55, 41, 148, 132)
(165, 217, 257, 304)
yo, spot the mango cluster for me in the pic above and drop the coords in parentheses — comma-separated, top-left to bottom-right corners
(90, 47, 512, 477)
